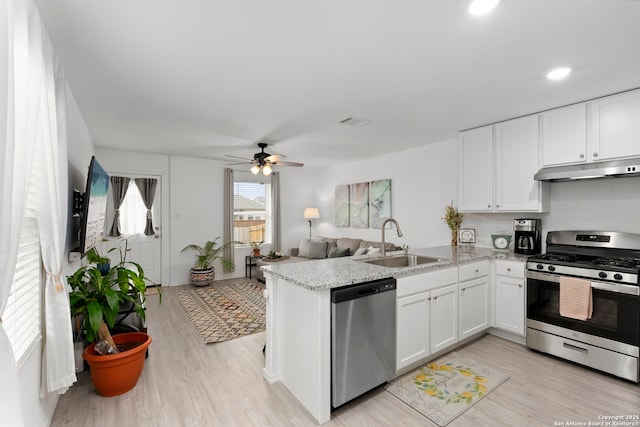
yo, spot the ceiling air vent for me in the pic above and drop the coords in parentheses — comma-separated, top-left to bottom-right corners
(338, 116, 371, 127)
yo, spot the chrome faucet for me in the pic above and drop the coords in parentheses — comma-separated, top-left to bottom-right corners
(381, 218, 403, 257)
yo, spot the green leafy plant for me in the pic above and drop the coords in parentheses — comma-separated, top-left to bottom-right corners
(68, 240, 157, 348)
(442, 200, 464, 232)
(85, 247, 110, 265)
(181, 236, 236, 271)
(250, 241, 262, 249)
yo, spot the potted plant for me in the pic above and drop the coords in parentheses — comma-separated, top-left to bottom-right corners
(250, 241, 262, 257)
(86, 246, 111, 276)
(68, 240, 157, 396)
(181, 236, 236, 287)
(442, 200, 464, 246)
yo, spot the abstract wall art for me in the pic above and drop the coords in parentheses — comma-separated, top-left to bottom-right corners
(334, 184, 350, 227)
(370, 178, 391, 229)
(349, 182, 369, 228)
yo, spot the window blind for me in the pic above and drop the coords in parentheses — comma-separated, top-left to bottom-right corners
(5, 155, 43, 364)
(4, 216, 41, 364)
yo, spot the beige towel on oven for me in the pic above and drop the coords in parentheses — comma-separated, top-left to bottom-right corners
(559, 277, 593, 320)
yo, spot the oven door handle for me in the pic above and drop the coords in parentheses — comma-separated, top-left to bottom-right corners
(527, 270, 640, 296)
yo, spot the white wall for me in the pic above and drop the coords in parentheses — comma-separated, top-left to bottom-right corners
(94, 151, 254, 285)
(279, 139, 460, 253)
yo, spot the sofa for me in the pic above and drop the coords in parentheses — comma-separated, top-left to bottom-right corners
(255, 236, 396, 282)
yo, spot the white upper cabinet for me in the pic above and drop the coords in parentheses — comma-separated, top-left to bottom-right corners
(459, 126, 494, 211)
(495, 115, 544, 211)
(459, 116, 548, 212)
(541, 103, 587, 167)
(541, 89, 640, 167)
(590, 90, 640, 161)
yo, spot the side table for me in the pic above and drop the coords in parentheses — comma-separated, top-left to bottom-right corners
(245, 255, 263, 279)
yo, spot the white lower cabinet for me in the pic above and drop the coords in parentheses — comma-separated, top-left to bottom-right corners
(493, 260, 526, 336)
(458, 261, 490, 339)
(396, 292, 430, 369)
(429, 283, 458, 353)
(396, 267, 458, 370)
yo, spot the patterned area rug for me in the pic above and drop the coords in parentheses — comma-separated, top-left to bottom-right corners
(385, 353, 510, 426)
(176, 278, 266, 344)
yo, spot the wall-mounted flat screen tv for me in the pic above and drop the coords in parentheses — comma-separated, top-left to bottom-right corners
(78, 156, 110, 256)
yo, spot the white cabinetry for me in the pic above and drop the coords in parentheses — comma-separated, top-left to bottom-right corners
(494, 260, 526, 336)
(396, 292, 429, 369)
(459, 126, 494, 211)
(541, 89, 640, 167)
(495, 115, 544, 211)
(590, 90, 640, 161)
(459, 115, 547, 212)
(396, 267, 458, 370)
(542, 103, 587, 166)
(458, 261, 490, 340)
(429, 284, 458, 353)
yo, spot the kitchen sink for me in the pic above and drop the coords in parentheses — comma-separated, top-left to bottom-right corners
(361, 254, 443, 268)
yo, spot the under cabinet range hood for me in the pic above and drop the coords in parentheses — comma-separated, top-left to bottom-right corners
(534, 158, 640, 182)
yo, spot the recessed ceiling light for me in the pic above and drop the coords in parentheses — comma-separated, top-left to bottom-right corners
(468, 0, 500, 16)
(546, 67, 572, 80)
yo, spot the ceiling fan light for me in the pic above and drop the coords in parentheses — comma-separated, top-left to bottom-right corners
(262, 164, 272, 176)
(250, 165, 260, 175)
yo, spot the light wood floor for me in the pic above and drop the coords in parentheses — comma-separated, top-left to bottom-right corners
(51, 285, 640, 427)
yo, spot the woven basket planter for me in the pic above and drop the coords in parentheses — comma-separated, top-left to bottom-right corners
(190, 267, 215, 287)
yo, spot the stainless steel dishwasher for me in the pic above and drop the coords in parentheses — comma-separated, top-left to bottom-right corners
(331, 277, 396, 408)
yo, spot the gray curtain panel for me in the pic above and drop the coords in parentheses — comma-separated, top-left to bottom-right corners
(134, 178, 158, 235)
(271, 172, 281, 252)
(223, 168, 235, 272)
(109, 176, 131, 236)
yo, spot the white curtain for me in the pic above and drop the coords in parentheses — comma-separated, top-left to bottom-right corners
(38, 48, 76, 394)
(1, 0, 76, 412)
(0, 0, 31, 423)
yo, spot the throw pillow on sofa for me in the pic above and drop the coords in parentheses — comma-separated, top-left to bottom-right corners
(299, 238, 324, 257)
(328, 247, 350, 258)
(307, 240, 328, 259)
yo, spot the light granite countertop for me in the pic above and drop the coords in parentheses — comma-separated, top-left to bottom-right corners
(261, 246, 529, 291)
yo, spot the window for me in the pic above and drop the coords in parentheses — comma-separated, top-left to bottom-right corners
(233, 173, 272, 245)
(119, 180, 146, 235)
(4, 207, 41, 364)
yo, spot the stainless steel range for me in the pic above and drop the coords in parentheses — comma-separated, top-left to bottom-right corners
(526, 231, 640, 383)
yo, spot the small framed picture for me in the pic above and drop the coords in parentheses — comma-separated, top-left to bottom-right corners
(459, 228, 476, 244)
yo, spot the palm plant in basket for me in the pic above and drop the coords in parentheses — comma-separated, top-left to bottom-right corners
(181, 236, 236, 286)
(67, 239, 158, 396)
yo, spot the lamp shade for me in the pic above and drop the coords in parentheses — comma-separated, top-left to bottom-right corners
(303, 208, 320, 219)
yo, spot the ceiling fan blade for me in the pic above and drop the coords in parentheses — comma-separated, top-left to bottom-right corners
(270, 161, 304, 167)
(225, 154, 253, 161)
(225, 161, 255, 166)
(264, 154, 286, 162)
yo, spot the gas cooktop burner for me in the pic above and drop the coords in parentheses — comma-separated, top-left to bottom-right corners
(534, 253, 579, 262)
(592, 257, 640, 269)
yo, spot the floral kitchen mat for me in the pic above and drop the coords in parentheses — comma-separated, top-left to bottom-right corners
(385, 352, 510, 426)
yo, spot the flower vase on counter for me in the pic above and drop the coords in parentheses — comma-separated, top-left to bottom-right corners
(442, 200, 464, 247)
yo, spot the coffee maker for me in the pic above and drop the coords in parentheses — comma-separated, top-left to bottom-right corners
(513, 218, 541, 255)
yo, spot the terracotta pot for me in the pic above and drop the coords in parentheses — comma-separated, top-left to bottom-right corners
(252, 248, 261, 257)
(83, 332, 152, 397)
(189, 267, 215, 287)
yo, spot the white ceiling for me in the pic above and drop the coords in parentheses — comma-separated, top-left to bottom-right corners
(34, 0, 640, 168)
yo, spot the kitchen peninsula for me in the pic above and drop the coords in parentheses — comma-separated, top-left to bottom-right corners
(261, 246, 527, 424)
